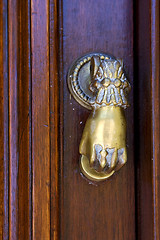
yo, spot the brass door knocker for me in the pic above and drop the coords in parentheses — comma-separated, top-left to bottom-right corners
(67, 53, 131, 181)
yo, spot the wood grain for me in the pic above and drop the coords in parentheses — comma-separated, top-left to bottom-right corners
(1, 0, 59, 238)
(60, 0, 135, 239)
(151, 2, 160, 239)
(8, 0, 19, 238)
(18, 0, 32, 238)
(50, 0, 60, 239)
(8, 0, 32, 239)
(135, 0, 160, 239)
(0, 0, 9, 239)
(31, 0, 50, 239)
(0, 0, 160, 239)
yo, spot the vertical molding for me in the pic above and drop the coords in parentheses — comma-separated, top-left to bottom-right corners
(58, 0, 64, 239)
(8, 0, 19, 238)
(134, 0, 152, 238)
(0, 0, 9, 239)
(135, 0, 160, 239)
(151, 0, 160, 239)
(2, 0, 60, 238)
(31, 0, 50, 238)
(17, 0, 32, 239)
(50, 0, 60, 239)
(8, 0, 32, 238)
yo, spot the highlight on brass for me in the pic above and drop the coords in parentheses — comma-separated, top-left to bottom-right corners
(67, 53, 131, 181)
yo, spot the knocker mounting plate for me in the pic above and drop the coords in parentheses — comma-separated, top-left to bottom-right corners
(67, 53, 116, 110)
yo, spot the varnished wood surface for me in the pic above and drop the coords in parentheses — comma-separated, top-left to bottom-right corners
(0, 0, 9, 239)
(151, 2, 160, 238)
(134, 0, 153, 238)
(31, 0, 50, 239)
(50, 0, 60, 239)
(0, 0, 160, 239)
(61, 0, 135, 239)
(135, 0, 160, 239)
(18, 0, 31, 238)
(8, 0, 32, 238)
(0, 0, 59, 239)
(8, 0, 19, 238)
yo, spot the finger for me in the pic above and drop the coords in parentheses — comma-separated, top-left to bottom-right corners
(114, 147, 127, 171)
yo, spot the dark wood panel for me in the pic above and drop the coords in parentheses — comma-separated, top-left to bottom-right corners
(31, 0, 51, 238)
(0, 0, 9, 239)
(135, 0, 160, 239)
(61, 1, 135, 239)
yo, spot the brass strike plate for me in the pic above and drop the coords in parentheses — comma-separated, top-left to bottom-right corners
(67, 52, 131, 181)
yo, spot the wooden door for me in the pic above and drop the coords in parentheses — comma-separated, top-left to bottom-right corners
(0, 0, 160, 239)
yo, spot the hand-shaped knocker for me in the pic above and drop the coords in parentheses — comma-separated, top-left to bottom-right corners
(67, 53, 131, 181)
